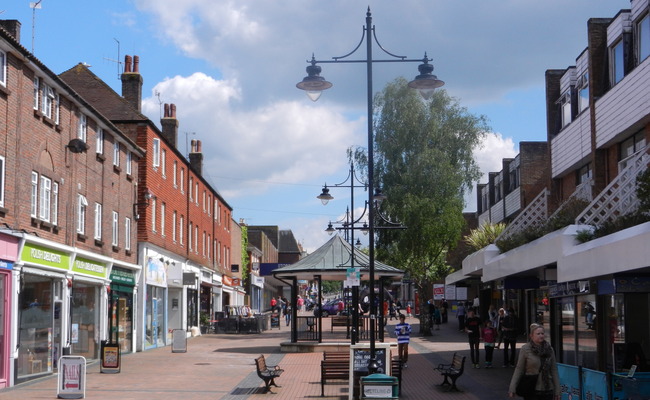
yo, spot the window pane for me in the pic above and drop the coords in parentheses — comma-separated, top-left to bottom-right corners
(639, 14, 650, 62)
(612, 41, 624, 84)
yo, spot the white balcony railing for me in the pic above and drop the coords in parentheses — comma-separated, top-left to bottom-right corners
(576, 147, 649, 226)
(497, 188, 549, 240)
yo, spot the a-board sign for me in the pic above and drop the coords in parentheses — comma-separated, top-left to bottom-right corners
(171, 329, 187, 353)
(270, 313, 280, 329)
(100, 342, 120, 373)
(352, 348, 387, 373)
(57, 356, 86, 399)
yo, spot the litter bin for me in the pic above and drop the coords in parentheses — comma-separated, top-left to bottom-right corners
(360, 373, 398, 399)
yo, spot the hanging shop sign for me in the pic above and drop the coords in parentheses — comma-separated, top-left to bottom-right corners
(22, 243, 70, 270)
(0, 260, 13, 270)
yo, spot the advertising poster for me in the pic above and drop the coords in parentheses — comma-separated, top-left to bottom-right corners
(57, 356, 86, 399)
(433, 284, 445, 300)
(445, 285, 456, 300)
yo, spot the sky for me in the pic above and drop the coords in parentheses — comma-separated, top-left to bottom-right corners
(3, 0, 630, 253)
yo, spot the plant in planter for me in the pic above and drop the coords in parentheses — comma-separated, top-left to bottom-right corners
(200, 311, 211, 334)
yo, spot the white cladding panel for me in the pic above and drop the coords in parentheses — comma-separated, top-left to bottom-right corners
(490, 199, 505, 223)
(504, 187, 521, 218)
(595, 59, 650, 148)
(551, 110, 592, 178)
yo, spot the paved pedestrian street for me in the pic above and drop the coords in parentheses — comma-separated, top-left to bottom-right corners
(1, 316, 515, 399)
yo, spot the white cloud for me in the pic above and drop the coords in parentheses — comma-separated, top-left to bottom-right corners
(464, 132, 517, 212)
(142, 73, 364, 200)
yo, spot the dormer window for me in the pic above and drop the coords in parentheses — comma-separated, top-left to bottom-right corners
(638, 13, 649, 63)
(559, 91, 572, 128)
(577, 72, 589, 113)
(611, 39, 625, 85)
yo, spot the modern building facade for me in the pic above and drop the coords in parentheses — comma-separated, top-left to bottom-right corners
(453, 0, 650, 374)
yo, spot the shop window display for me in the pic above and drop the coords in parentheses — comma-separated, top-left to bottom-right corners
(71, 283, 99, 359)
(18, 275, 54, 378)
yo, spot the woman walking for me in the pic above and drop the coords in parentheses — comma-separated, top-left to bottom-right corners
(508, 323, 560, 400)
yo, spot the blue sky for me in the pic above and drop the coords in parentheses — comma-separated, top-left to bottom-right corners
(3, 1, 629, 252)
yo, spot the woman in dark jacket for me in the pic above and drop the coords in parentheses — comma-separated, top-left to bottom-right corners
(508, 323, 560, 400)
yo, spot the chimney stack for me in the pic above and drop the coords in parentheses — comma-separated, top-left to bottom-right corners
(189, 139, 203, 175)
(0, 20, 21, 42)
(121, 55, 143, 112)
(160, 103, 179, 147)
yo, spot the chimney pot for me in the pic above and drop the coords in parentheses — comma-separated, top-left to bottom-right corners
(133, 56, 140, 73)
(161, 103, 179, 148)
(124, 55, 132, 73)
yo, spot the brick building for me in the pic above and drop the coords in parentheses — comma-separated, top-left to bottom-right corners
(0, 21, 144, 386)
(60, 56, 235, 351)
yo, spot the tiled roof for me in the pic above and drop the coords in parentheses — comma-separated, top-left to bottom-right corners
(59, 63, 148, 122)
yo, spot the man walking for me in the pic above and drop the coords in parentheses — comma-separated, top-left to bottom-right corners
(394, 314, 412, 368)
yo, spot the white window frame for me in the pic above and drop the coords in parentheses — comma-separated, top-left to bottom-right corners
(189, 177, 193, 201)
(77, 195, 88, 234)
(151, 198, 157, 232)
(33, 77, 40, 110)
(125, 217, 132, 251)
(112, 211, 119, 246)
(161, 149, 166, 178)
(152, 138, 160, 168)
(113, 141, 120, 167)
(94, 203, 102, 240)
(42, 83, 55, 119)
(0, 50, 6, 87)
(31, 172, 38, 217)
(173, 161, 177, 188)
(188, 222, 193, 251)
(52, 182, 58, 225)
(194, 225, 198, 253)
(195, 182, 199, 205)
(202, 231, 206, 256)
(202, 191, 206, 212)
(78, 114, 87, 142)
(160, 202, 166, 236)
(96, 128, 104, 155)
(55, 94, 60, 125)
(207, 234, 211, 259)
(39, 175, 52, 222)
(560, 91, 571, 128)
(172, 211, 177, 242)
(180, 168, 185, 193)
(126, 151, 132, 175)
(179, 215, 184, 245)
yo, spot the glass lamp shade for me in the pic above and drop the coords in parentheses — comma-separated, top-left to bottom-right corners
(297, 63, 332, 102)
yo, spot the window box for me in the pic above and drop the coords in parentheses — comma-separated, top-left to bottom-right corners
(95, 239, 104, 247)
(112, 245, 120, 252)
(126, 174, 133, 182)
(77, 233, 88, 241)
(96, 154, 106, 162)
(113, 165, 121, 174)
(0, 84, 10, 96)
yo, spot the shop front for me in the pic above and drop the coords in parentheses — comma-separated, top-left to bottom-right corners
(17, 242, 70, 383)
(250, 275, 264, 314)
(108, 266, 138, 353)
(0, 232, 18, 388)
(143, 256, 167, 350)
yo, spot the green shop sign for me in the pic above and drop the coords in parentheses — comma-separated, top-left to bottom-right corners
(22, 243, 70, 270)
(73, 257, 107, 278)
(110, 267, 136, 286)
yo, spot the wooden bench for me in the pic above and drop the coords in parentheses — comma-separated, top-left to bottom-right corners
(330, 316, 349, 332)
(321, 358, 349, 397)
(434, 352, 465, 392)
(391, 357, 403, 392)
(255, 355, 284, 393)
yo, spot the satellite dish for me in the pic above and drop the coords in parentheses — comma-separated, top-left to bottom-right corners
(67, 138, 89, 154)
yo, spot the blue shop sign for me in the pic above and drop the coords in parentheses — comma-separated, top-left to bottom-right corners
(0, 260, 13, 270)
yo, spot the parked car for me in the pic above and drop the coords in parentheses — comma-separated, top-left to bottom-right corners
(314, 299, 344, 317)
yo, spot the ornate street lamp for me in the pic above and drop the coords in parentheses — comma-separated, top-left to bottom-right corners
(298, 8, 444, 374)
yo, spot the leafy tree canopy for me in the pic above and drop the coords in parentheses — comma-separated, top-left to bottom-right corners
(368, 78, 489, 293)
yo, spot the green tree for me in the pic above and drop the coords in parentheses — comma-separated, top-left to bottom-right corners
(370, 78, 489, 333)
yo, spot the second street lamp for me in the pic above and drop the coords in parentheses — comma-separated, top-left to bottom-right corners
(298, 8, 444, 374)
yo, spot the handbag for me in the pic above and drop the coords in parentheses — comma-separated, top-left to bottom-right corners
(516, 374, 539, 397)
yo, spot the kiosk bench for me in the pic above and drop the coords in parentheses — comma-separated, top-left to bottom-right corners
(255, 355, 284, 393)
(434, 352, 466, 392)
(330, 316, 349, 332)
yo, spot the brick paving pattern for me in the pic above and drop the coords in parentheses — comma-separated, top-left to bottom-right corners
(1, 315, 516, 399)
